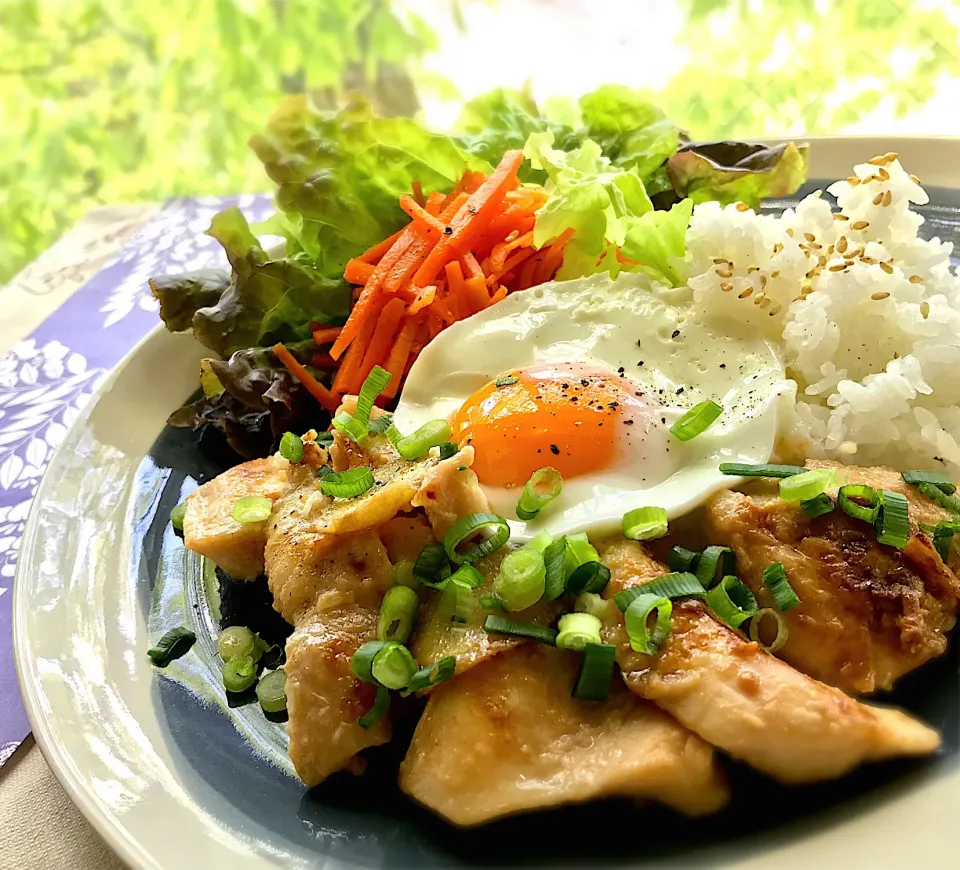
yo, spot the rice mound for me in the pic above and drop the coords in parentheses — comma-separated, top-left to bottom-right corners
(684, 156, 960, 475)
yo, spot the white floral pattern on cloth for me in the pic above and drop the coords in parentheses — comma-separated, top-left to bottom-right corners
(0, 193, 272, 763)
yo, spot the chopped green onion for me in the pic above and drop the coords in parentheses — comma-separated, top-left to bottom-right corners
(169, 502, 186, 531)
(917, 482, 960, 514)
(147, 626, 196, 667)
(413, 543, 449, 584)
(318, 466, 375, 499)
(516, 467, 563, 521)
(218, 626, 267, 663)
(358, 684, 391, 729)
(495, 375, 519, 387)
(385, 423, 404, 448)
(624, 593, 673, 654)
(232, 495, 273, 523)
(391, 559, 419, 588)
(314, 431, 334, 447)
(779, 468, 834, 502)
(447, 564, 485, 588)
(543, 537, 568, 600)
(442, 578, 475, 624)
(378, 586, 419, 643)
(704, 575, 758, 628)
(396, 419, 452, 461)
(695, 545, 735, 589)
(494, 548, 546, 611)
(556, 612, 603, 651)
(480, 595, 506, 611)
(748, 608, 789, 652)
(719, 462, 805, 478)
(564, 532, 600, 579)
(670, 400, 723, 442)
(222, 655, 257, 693)
(368, 413, 394, 436)
(565, 561, 611, 596)
(332, 411, 367, 443)
(524, 530, 554, 553)
(622, 506, 669, 541)
(575, 592, 611, 620)
(613, 572, 704, 612)
(443, 512, 510, 565)
(405, 656, 456, 694)
(256, 668, 286, 713)
(762, 562, 799, 611)
(876, 489, 911, 549)
(926, 518, 960, 562)
(370, 642, 419, 690)
(838, 483, 880, 523)
(482, 614, 558, 645)
(355, 366, 392, 431)
(351, 640, 389, 684)
(668, 546, 700, 573)
(279, 431, 304, 463)
(572, 643, 617, 701)
(801, 493, 835, 518)
(438, 442, 458, 460)
(902, 469, 956, 494)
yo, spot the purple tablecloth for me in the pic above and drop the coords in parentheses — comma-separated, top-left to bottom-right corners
(0, 194, 272, 765)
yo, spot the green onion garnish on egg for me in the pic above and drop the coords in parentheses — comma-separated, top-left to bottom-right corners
(762, 562, 800, 611)
(876, 489, 910, 549)
(334, 366, 392, 443)
(917, 481, 960, 513)
(396, 419, 453, 461)
(719, 462, 805, 478)
(564, 561, 611, 596)
(543, 537, 568, 601)
(358, 684, 391, 730)
(494, 547, 546, 611)
(377, 585, 419, 644)
(555, 612, 603, 651)
(169, 502, 186, 532)
(482, 614, 558, 646)
(413, 542, 449, 584)
(704, 575, 758, 628)
(443, 512, 510, 565)
(147, 626, 196, 668)
(405, 656, 457, 694)
(902, 469, 956, 494)
(438, 442, 459, 460)
(279, 431, 304, 463)
(571, 643, 617, 702)
(695, 545, 735, 589)
(624, 593, 673, 654)
(668, 546, 700, 573)
(801, 493, 835, 518)
(516, 467, 563, 521)
(837, 483, 880, 523)
(748, 608, 789, 652)
(779, 468, 835, 502)
(256, 668, 287, 714)
(622, 506, 668, 541)
(442, 577, 476, 624)
(222, 655, 257, 694)
(670, 400, 723, 442)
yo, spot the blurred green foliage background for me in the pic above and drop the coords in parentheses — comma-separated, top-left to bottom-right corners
(2, 0, 959, 286)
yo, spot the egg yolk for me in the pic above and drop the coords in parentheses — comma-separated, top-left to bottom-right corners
(451, 363, 657, 488)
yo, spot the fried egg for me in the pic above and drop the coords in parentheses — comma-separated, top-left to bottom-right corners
(394, 272, 792, 540)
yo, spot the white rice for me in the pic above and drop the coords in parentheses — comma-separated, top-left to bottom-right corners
(683, 156, 960, 475)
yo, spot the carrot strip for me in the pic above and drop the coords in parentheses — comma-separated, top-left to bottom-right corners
(461, 252, 484, 281)
(385, 237, 431, 293)
(412, 150, 524, 289)
(412, 180, 425, 207)
(489, 245, 539, 285)
(332, 313, 378, 395)
(344, 259, 375, 285)
(463, 275, 491, 314)
(409, 285, 436, 314)
(427, 310, 445, 339)
(357, 227, 406, 264)
(444, 260, 466, 300)
(517, 254, 540, 290)
(488, 284, 508, 306)
(489, 231, 535, 275)
(273, 343, 340, 414)
(356, 296, 406, 386)
(311, 353, 337, 368)
(312, 326, 343, 345)
(399, 194, 449, 236)
(616, 248, 641, 266)
(381, 315, 422, 400)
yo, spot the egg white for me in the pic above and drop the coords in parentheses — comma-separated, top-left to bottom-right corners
(395, 272, 793, 541)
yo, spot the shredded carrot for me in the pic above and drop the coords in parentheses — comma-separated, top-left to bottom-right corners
(332, 313, 377, 395)
(516, 255, 540, 290)
(463, 275, 491, 313)
(409, 285, 437, 314)
(381, 315, 422, 400)
(489, 230, 535, 275)
(311, 326, 343, 345)
(344, 259, 375, 285)
(489, 245, 539, 285)
(488, 284, 508, 306)
(411, 180, 425, 207)
(616, 248, 641, 266)
(356, 227, 406, 265)
(399, 194, 449, 237)
(461, 252, 484, 281)
(427, 310, 445, 339)
(273, 343, 340, 414)
(311, 353, 337, 368)
(358, 296, 406, 381)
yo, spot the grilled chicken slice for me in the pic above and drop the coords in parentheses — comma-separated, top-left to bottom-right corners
(284, 531, 393, 786)
(598, 538, 941, 784)
(410, 544, 561, 678)
(706, 460, 960, 693)
(399, 643, 729, 825)
(182, 455, 291, 580)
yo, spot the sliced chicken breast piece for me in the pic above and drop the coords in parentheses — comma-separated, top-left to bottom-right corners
(706, 461, 960, 693)
(598, 538, 941, 784)
(399, 643, 729, 825)
(183, 455, 290, 580)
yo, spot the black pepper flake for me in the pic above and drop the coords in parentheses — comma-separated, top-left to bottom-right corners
(676, 387, 685, 395)
(580, 379, 589, 386)
(661, 417, 667, 424)
(443, 226, 453, 235)
(617, 367, 625, 375)
(719, 363, 726, 369)
(562, 383, 569, 389)
(550, 444, 560, 455)
(624, 419, 634, 426)
(636, 339, 643, 348)
(637, 361, 645, 367)
(608, 401, 619, 409)
(468, 204, 478, 214)
(671, 329, 680, 339)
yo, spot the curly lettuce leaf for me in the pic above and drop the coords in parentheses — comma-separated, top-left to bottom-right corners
(620, 198, 694, 286)
(667, 141, 809, 208)
(524, 132, 653, 280)
(249, 95, 481, 275)
(579, 84, 681, 178)
(151, 207, 351, 358)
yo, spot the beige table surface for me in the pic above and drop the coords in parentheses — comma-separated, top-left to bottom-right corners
(0, 203, 158, 870)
